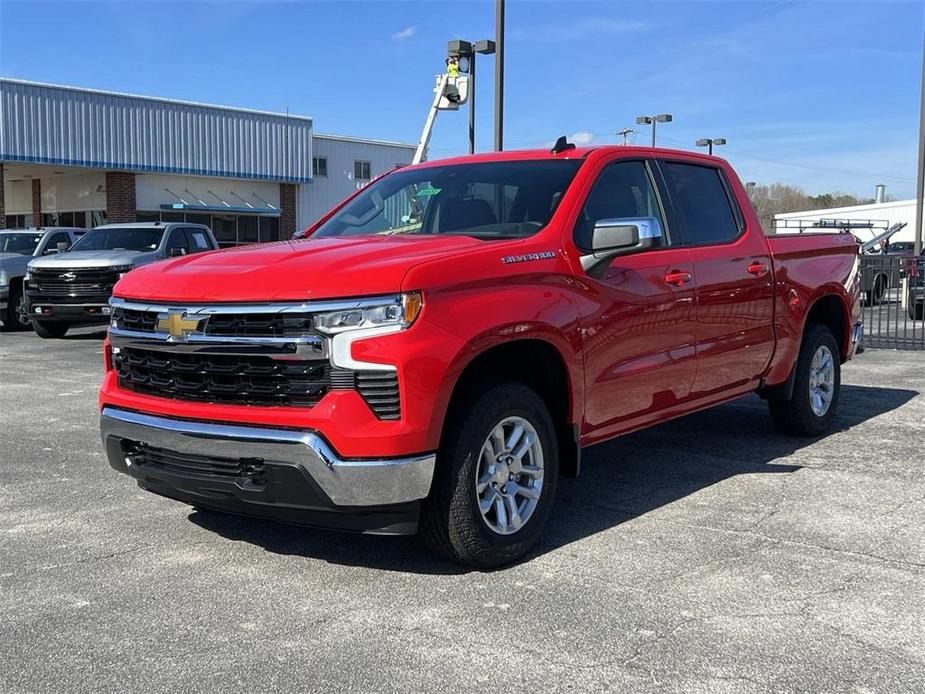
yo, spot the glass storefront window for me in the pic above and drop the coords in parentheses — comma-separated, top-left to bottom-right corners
(259, 217, 280, 243)
(132, 211, 278, 246)
(239, 215, 259, 243)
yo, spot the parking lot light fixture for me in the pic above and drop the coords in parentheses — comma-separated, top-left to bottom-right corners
(696, 137, 727, 156)
(636, 113, 673, 147)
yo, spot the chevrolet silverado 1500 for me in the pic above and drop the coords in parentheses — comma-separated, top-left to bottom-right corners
(100, 145, 861, 568)
(26, 222, 217, 338)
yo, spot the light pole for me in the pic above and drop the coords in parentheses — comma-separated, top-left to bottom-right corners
(636, 114, 672, 147)
(614, 128, 636, 145)
(448, 39, 495, 155)
(494, 0, 505, 151)
(696, 137, 726, 155)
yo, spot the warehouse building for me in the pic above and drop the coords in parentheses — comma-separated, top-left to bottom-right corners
(0, 78, 415, 243)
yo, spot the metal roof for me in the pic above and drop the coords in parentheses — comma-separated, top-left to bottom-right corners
(0, 78, 313, 183)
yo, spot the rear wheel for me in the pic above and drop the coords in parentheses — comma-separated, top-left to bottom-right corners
(910, 301, 924, 321)
(0, 284, 29, 331)
(865, 275, 887, 305)
(768, 324, 840, 437)
(421, 380, 559, 569)
(32, 320, 69, 339)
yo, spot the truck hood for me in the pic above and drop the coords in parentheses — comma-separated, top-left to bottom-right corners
(27, 249, 158, 270)
(114, 236, 484, 302)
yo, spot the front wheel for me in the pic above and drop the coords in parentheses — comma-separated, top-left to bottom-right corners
(1, 284, 30, 331)
(768, 324, 841, 437)
(421, 381, 559, 569)
(32, 320, 69, 339)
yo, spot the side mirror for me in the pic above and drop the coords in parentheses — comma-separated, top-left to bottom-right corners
(581, 216, 664, 274)
(167, 246, 187, 257)
(57, 241, 70, 252)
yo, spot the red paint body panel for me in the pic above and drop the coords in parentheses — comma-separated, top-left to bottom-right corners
(99, 146, 860, 460)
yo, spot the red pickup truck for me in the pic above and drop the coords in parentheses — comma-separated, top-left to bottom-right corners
(99, 145, 861, 568)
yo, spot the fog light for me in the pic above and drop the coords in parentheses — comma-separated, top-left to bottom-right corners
(102, 306, 111, 315)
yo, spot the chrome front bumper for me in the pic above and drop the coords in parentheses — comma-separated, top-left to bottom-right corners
(100, 407, 435, 507)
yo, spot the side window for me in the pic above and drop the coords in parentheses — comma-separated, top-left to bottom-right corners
(659, 162, 741, 245)
(185, 229, 212, 253)
(165, 228, 190, 255)
(43, 232, 72, 254)
(575, 160, 665, 252)
(354, 161, 371, 181)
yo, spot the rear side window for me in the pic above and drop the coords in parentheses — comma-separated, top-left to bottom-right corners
(186, 229, 212, 252)
(659, 162, 740, 245)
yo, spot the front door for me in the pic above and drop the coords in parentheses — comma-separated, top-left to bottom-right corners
(574, 159, 698, 435)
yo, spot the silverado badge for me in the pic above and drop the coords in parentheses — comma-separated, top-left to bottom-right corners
(156, 311, 204, 341)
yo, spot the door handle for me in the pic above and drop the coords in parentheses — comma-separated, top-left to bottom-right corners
(664, 270, 692, 287)
(747, 262, 769, 277)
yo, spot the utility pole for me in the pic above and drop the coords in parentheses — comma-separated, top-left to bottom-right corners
(494, 0, 505, 151)
(915, 28, 925, 257)
(696, 137, 727, 156)
(636, 114, 672, 147)
(615, 128, 635, 145)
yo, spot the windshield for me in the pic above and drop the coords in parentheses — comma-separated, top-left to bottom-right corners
(0, 232, 43, 255)
(311, 159, 584, 240)
(71, 228, 164, 252)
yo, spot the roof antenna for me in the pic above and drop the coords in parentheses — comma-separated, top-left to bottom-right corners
(550, 135, 576, 154)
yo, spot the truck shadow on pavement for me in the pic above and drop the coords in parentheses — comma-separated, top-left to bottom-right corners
(188, 384, 917, 574)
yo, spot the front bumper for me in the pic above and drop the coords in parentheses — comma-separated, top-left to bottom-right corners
(100, 407, 435, 534)
(25, 290, 112, 324)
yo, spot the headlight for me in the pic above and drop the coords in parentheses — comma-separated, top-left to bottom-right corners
(23, 272, 31, 282)
(313, 292, 423, 335)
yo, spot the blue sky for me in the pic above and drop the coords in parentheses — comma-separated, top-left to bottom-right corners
(1, 0, 923, 198)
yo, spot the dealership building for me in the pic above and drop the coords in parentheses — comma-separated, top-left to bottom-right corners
(0, 78, 415, 244)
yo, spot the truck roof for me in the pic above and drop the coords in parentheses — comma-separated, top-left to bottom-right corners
(413, 145, 728, 169)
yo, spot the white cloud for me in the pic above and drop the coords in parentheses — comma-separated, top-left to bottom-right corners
(569, 131, 595, 146)
(391, 26, 416, 41)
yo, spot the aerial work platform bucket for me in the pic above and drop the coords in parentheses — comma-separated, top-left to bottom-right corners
(436, 75, 470, 110)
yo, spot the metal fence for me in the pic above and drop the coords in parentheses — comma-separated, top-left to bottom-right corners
(859, 255, 925, 350)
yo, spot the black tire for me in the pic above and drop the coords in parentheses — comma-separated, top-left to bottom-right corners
(768, 324, 840, 437)
(910, 302, 924, 321)
(0, 283, 30, 331)
(32, 319, 69, 339)
(421, 380, 559, 569)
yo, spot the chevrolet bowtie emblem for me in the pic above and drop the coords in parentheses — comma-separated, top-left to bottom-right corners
(156, 312, 203, 340)
(59, 272, 77, 281)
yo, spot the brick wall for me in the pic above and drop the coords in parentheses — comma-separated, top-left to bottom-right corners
(0, 163, 5, 229)
(279, 183, 297, 240)
(31, 179, 41, 223)
(105, 172, 136, 224)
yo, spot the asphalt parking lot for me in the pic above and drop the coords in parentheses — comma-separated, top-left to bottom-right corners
(1, 326, 923, 693)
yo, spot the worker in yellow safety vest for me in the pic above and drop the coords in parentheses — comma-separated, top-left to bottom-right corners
(445, 55, 460, 78)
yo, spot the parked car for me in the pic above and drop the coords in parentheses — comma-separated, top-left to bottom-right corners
(25, 222, 218, 338)
(99, 145, 861, 568)
(0, 227, 86, 331)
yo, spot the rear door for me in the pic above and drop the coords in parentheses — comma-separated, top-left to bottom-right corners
(656, 159, 775, 395)
(574, 158, 698, 432)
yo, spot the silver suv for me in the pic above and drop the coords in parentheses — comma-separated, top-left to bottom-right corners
(0, 227, 86, 331)
(25, 222, 218, 338)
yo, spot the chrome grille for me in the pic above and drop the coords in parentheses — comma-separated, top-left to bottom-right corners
(31, 267, 119, 294)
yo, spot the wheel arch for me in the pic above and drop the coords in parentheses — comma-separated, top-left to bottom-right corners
(438, 337, 581, 477)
